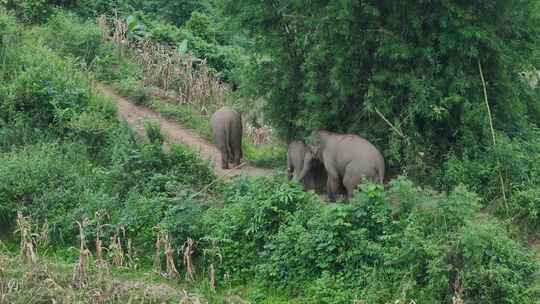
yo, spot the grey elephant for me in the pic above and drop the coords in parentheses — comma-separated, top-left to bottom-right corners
(287, 140, 327, 193)
(298, 130, 385, 201)
(210, 106, 243, 169)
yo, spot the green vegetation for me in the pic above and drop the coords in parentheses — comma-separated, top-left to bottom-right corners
(1, 2, 540, 303)
(222, 0, 540, 228)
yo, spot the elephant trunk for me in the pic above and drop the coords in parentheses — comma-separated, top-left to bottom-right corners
(297, 164, 309, 182)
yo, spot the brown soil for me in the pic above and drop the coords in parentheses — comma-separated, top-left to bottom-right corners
(96, 84, 271, 178)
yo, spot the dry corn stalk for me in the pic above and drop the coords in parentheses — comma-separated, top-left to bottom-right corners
(452, 274, 464, 304)
(94, 216, 109, 271)
(72, 219, 91, 288)
(208, 264, 216, 293)
(179, 290, 204, 304)
(0, 280, 21, 302)
(181, 238, 195, 282)
(16, 211, 37, 265)
(203, 241, 222, 293)
(164, 234, 180, 279)
(245, 123, 274, 146)
(38, 220, 49, 249)
(153, 230, 180, 279)
(153, 230, 163, 274)
(96, 15, 111, 42)
(108, 229, 124, 267)
(131, 40, 228, 113)
(126, 238, 136, 269)
(112, 11, 127, 57)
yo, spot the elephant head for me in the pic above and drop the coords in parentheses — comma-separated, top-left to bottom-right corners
(297, 144, 321, 183)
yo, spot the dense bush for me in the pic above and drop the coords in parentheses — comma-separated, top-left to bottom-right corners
(4, 0, 56, 23)
(205, 178, 540, 303)
(441, 128, 540, 229)
(36, 12, 103, 64)
(0, 43, 92, 135)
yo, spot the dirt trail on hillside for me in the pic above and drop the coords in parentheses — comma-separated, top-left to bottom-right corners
(96, 84, 271, 178)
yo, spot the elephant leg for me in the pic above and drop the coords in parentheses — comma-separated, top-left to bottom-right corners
(233, 147, 242, 166)
(343, 165, 365, 200)
(220, 147, 229, 169)
(322, 157, 341, 202)
(230, 138, 242, 166)
(326, 174, 340, 202)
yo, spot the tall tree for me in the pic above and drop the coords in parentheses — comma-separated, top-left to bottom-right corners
(226, 0, 540, 178)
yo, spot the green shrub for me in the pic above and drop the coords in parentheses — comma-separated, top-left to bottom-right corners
(92, 43, 139, 82)
(5, 0, 55, 23)
(242, 142, 286, 168)
(456, 220, 540, 303)
(37, 12, 103, 64)
(0, 143, 94, 227)
(205, 178, 539, 303)
(441, 128, 540, 229)
(148, 20, 182, 45)
(118, 79, 151, 106)
(1, 45, 91, 134)
(203, 176, 319, 278)
(143, 120, 164, 145)
(0, 9, 20, 80)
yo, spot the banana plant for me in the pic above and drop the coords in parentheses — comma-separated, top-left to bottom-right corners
(125, 15, 148, 42)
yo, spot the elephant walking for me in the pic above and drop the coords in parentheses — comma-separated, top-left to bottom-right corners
(298, 130, 385, 201)
(287, 140, 327, 193)
(210, 106, 243, 169)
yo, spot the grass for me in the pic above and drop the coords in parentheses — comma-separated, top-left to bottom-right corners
(146, 96, 214, 141)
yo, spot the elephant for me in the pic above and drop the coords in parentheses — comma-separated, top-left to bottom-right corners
(287, 140, 327, 193)
(298, 130, 385, 201)
(210, 106, 243, 169)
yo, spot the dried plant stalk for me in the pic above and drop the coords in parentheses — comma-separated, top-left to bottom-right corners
(96, 15, 110, 42)
(112, 11, 127, 57)
(153, 231, 163, 274)
(164, 234, 180, 279)
(208, 263, 216, 292)
(72, 219, 91, 288)
(126, 238, 136, 269)
(109, 231, 124, 267)
(452, 274, 464, 304)
(182, 238, 196, 282)
(38, 220, 49, 249)
(94, 217, 109, 271)
(16, 212, 37, 265)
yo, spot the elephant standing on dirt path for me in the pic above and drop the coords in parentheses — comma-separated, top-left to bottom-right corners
(210, 106, 243, 169)
(298, 130, 385, 201)
(287, 140, 327, 193)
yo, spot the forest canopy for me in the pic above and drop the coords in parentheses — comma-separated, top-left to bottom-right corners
(224, 0, 540, 176)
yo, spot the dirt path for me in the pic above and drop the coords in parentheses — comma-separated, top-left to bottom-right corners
(96, 84, 271, 178)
